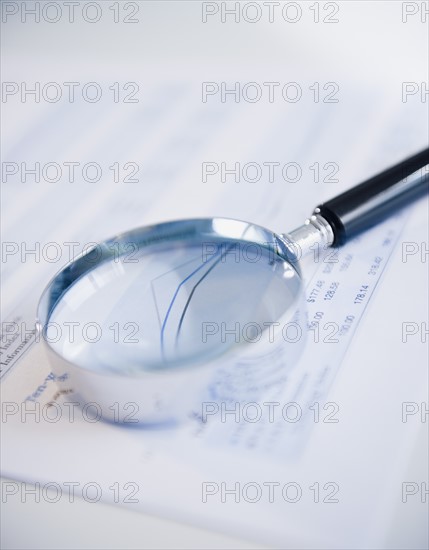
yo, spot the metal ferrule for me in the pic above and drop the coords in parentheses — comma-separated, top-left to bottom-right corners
(283, 213, 334, 260)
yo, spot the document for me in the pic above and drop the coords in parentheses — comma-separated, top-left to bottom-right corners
(1, 76, 428, 549)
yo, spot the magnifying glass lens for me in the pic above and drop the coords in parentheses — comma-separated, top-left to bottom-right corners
(47, 238, 301, 374)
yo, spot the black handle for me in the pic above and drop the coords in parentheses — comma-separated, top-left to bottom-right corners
(315, 148, 429, 246)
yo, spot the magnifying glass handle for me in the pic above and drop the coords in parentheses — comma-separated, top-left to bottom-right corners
(286, 147, 429, 255)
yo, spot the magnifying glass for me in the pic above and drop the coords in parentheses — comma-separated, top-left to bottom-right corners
(37, 148, 429, 424)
